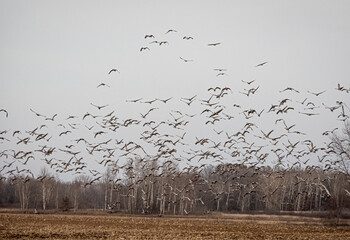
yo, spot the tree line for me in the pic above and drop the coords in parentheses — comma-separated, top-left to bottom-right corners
(1, 162, 349, 215)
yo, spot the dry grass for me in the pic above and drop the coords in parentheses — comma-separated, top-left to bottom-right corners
(0, 211, 350, 239)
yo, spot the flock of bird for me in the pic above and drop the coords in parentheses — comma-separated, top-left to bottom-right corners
(0, 28, 349, 193)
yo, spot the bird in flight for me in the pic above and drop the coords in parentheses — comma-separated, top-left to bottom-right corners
(140, 47, 150, 51)
(30, 108, 45, 118)
(0, 109, 8, 118)
(90, 103, 109, 110)
(45, 114, 57, 121)
(299, 111, 320, 116)
(157, 97, 173, 103)
(97, 83, 110, 88)
(165, 29, 177, 34)
(59, 130, 71, 137)
(108, 68, 120, 74)
(126, 98, 143, 103)
(335, 83, 349, 92)
(183, 36, 193, 40)
(241, 80, 255, 85)
(142, 99, 157, 104)
(208, 43, 221, 46)
(216, 73, 228, 77)
(180, 57, 193, 62)
(144, 34, 155, 38)
(159, 41, 169, 45)
(280, 87, 300, 93)
(308, 90, 326, 96)
(255, 62, 268, 67)
(149, 41, 159, 44)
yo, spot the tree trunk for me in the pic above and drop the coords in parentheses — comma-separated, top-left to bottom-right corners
(217, 196, 220, 211)
(42, 182, 46, 210)
(109, 183, 113, 204)
(55, 186, 59, 210)
(104, 184, 108, 211)
(225, 186, 230, 211)
(149, 179, 154, 212)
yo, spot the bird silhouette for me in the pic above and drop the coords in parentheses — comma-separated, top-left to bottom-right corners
(156, 97, 172, 103)
(165, 29, 177, 34)
(280, 87, 300, 93)
(30, 108, 45, 118)
(45, 114, 57, 121)
(241, 80, 255, 85)
(159, 41, 169, 45)
(308, 90, 326, 96)
(255, 61, 268, 67)
(216, 73, 227, 77)
(126, 98, 143, 103)
(108, 68, 120, 74)
(180, 57, 193, 62)
(140, 47, 150, 51)
(0, 109, 8, 118)
(90, 103, 109, 110)
(208, 42, 221, 46)
(97, 83, 110, 88)
(298, 111, 320, 116)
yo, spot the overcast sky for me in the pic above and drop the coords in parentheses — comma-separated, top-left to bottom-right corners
(1, 1, 349, 180)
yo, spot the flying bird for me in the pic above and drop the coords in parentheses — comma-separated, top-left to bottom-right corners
(299, 111, 320, 116)
(241, 80, 255, 85)
(59, 130, 71, 137)
(180, 57, 193, 62)
(66, 115, 78, 120)
(280, 87, 300, 93)
(216, 73, 228, 77)
(159, 41, 169, 45)
(157, 97, 173, 103)
(140, 47, 150, 51)
(45, 114, 57, 121)
(97, 83, 110, 88)
(142, 99, 157, 104)
(0, 109, 8, 118)
(30, 108, 45, 118)
(144, 34, 155, 38)
(126, 98, 143, 103)
(255, 62, 268, 67)
(165, 29, 177, 34)
(335, 83, 349, 92)
(308, 90, 326, 96)
(108, 68, 120, 74)
(208, 42, 221, 46)
(90, 103, 109, 110)
(94, 131, 106, 138)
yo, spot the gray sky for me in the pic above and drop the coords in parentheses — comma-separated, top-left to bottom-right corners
(1, 1, 350, 181)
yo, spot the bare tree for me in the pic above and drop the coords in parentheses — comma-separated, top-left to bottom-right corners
(39, 167, 55, 210)
(330, 121, 350, 176)
(14, 175, 31, 209)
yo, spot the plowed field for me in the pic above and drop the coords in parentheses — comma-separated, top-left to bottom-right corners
(1, 212, 349, 239)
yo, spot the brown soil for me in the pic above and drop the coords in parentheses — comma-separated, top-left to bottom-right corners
(0, 212, 349, 239)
